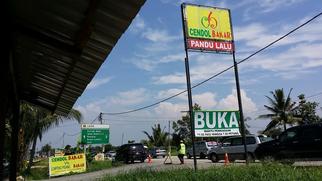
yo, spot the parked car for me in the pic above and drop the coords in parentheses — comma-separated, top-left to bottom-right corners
(105, 151, 116, 159)
(208, 135, 272, 162)
(255, 123, 322, 162)
(187, 141, 218, 159)
(115, 143, 147, 163)
(149, 147, 166, 158)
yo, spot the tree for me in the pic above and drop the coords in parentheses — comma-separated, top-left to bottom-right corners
(128, 140, 135, 144)
(64, 145, 72, 155)
(140, 139, 153, 148)
(104, 144, 115, 152)
(172, 103, 201, 146)
(244, 117, 252, 135)
(258, 88, 298, 134)
(143, 124, 169, 147)
(258, 127, 282, 139)
(18, 102, 82, 173)
(294, 94, 321, 124)
(41, 144, 52, 157)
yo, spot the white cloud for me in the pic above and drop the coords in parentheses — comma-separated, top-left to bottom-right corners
(247, 42, 322, 79)
(157, 88, 187, 100)
(130, 14, 145, 33)
(235, 15, 322, 49)
(75, 88, 150, 121)
(193, 92, 217, 108)
(142, 28, 179, 42)
(111, 88, 149, 106)
(74, 100, 106, 122)
(152, 73, 186, 84)
(154, 102, 188, 118)
(157, 89, 217, 109)
(131, 53, 185, 72)
(86, 77, 112, 90)
(258, 0, 304, 13)
(236, 0, 305, 20)
(132, 58, 158, 71)
(218, 89, 257, 115)
(152, 53, 234, 85)
(159, 53, 185, 63)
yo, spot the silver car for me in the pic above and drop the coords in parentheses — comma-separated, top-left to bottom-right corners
(208, 135, 272, 162)
(187, 141, 218, 159)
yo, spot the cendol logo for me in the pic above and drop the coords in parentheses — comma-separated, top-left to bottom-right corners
(201, 12, 217, 29)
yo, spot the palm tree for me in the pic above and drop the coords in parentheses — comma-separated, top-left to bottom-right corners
(143, 124, 169, 147)
(258, 88, 297, 133)
(21, 103, 82, 173)
(41, 144, 52, 157)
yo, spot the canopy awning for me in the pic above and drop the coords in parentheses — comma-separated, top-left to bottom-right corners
(10, 0, 146, 115)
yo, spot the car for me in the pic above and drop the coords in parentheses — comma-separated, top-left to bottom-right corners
(115, 143, 147, 163)
(208, 135, 272, 163)
(105, 151, 116, 159)
(255, 123, 322, 163)
(149, 147, 166, 158)
(187, 141, 218, 159)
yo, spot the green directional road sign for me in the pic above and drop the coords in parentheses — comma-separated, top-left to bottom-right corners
(81, 124, 109, 144)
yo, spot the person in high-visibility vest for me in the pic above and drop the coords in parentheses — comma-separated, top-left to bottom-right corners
(177, 140, 186, 164)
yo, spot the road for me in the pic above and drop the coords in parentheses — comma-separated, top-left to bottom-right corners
(40, 157, 322, 181)
(40, 156, 226, 181)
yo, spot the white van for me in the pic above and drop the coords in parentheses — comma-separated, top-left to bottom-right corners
(208, 135, 272, 162)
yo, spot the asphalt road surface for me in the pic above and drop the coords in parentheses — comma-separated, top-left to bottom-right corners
(40, 156, 322, 181)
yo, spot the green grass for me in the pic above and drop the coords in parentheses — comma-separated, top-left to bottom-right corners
(25, 167, 49, 180)
(33, 158, 48, 166)
(101, 164, 322, 181)
(86, 160, 113, 172)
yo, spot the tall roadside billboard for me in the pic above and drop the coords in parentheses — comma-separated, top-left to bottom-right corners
(182, 4, 234, 53)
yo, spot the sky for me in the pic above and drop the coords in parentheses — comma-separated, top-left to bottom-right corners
(39, 0, 322, 150)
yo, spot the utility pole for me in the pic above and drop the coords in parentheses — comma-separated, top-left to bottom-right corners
(121, 133, 124, 145)
(99, 112, 105, 153)
(62, 132, 65, 148)
(99, 112, 102, 124)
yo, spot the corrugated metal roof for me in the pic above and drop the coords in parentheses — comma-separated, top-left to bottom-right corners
(10, 0, 146, 115)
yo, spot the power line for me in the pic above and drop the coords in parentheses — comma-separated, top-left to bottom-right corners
(65, 131, 80, 137)
(100, 12, 322, 116)
(91, 115, 99, 123)
(306, 91, 322, 99)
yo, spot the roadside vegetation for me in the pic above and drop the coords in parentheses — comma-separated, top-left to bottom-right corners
(25, 159, 116, 180)
(102, 164, 322, 181)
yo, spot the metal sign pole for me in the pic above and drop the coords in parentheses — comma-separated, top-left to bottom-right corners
(181, 3, 197, 171)
(232, 52, 248, 164)
(229, 9, 248, 164)
(185, 57, 197, 170)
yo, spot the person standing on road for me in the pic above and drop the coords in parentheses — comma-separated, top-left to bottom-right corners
(177, 140, 186, 164)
